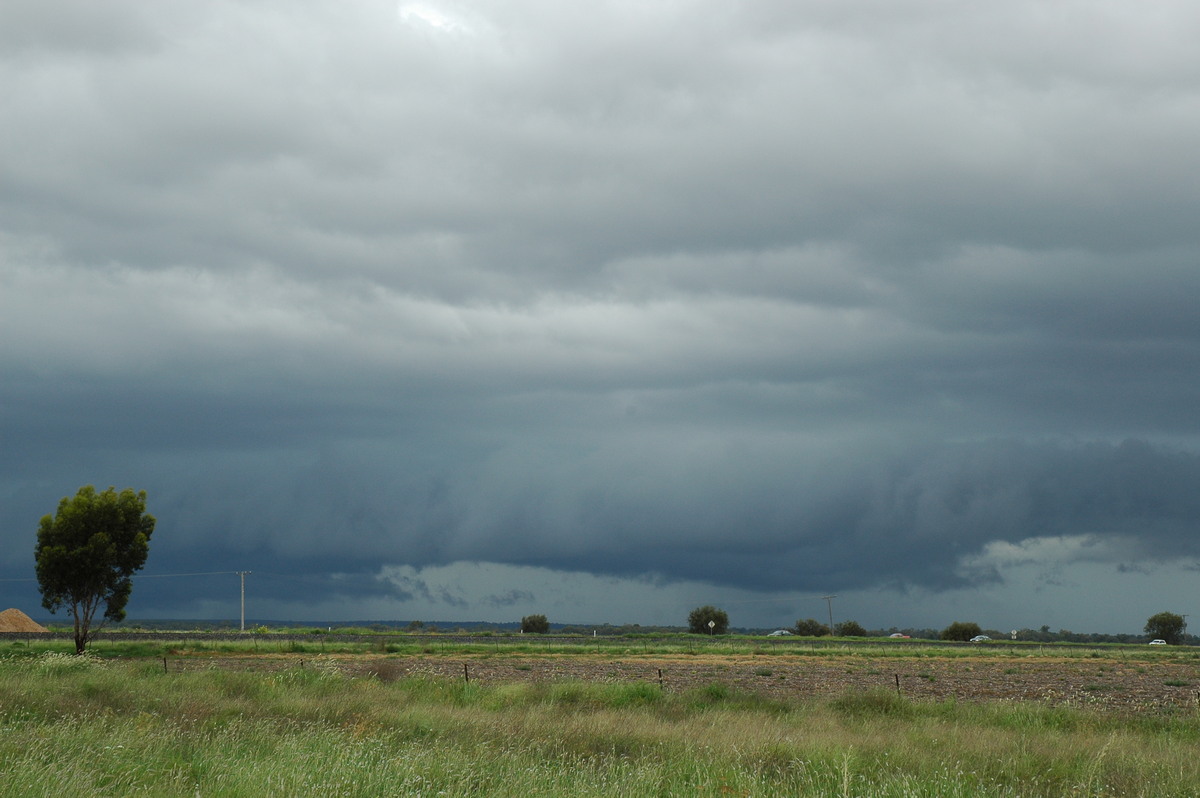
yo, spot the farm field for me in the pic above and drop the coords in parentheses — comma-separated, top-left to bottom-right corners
(132, 648, 1200, 714)
(3, 639, 1200, 796)
(330, 651, 1200, 713)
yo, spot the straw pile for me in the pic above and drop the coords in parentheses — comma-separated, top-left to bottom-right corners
(0, 608, 49, 633)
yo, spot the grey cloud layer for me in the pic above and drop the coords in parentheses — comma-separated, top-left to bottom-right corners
(42, 436, 1200, 603)
(6, 2, 1199, 288)
(4, 1, 1200, 623)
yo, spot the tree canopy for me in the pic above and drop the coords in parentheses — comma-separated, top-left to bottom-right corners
(35, 485, 155, 653)
(793, 618, 830, 636)
(520, 614, 550, 634)
(939, 621, 982, 642)
(687, 605, 729, 635)
(1144, 611, 1186, 645)
(834, 620, 867, 637)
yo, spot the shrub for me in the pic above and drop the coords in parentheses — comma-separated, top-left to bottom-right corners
(520, 614, 550, 634)
(793, 618, 830, 636)
(834, 620, 867, 637)
(940, 621, 982, 642)
(688, 606, 729, 635)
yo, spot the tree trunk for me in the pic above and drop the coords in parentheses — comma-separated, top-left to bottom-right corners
(71, 604, 90, 654)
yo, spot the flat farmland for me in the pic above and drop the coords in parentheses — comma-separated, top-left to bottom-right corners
(7, 640, 1200, 796)
(153, 645, 1200, 714)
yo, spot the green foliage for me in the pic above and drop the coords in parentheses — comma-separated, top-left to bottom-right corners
(940, 621, 983, 642)
(1144, 611, 1186, 645)
(34, 485, 155, 654)
(687, 605, 729, 635)
(793, 618, 830, 636)
(834, 620, 867, 637)
(521, 614, 550, 634)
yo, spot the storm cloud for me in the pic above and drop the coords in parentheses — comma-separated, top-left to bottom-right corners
(4, 1, 1200, 631)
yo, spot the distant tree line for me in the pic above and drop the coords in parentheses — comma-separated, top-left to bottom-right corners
(84, 614, 1196, 644)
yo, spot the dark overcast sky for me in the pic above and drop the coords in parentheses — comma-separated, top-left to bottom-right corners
(4, 1, 1200, 633)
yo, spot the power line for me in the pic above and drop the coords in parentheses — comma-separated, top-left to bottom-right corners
(1, 568, 244, 583)
(2, 570, 244, 583)
(3, 570, 353, 584)
(134, 571, 242, 579)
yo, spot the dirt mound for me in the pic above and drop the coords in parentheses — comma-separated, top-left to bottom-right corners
(0, 608, 49, 633)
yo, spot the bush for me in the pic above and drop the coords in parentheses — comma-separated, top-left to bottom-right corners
(834, 620, 867, 637)
(940, 621, 982, 642)
(520, 614, 550, 634)
(687, 606, 729, 635)
(793, 618, 830, 636)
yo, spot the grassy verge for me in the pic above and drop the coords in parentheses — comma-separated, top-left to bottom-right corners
(2, 652, 1199, 796)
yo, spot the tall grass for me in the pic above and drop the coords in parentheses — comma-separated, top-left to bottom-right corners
(2, 653, 1199, 796)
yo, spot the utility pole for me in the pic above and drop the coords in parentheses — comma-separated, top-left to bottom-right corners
(237, 571, 251, 632)
(822, 595, 837, 636)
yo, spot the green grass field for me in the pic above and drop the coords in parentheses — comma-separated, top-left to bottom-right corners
(2, 642, 1199, 796)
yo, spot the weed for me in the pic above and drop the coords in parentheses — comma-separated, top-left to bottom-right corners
(34, 651, 105, 674)
(3, 658, 1200, 796)
(830, 688, 914, 718)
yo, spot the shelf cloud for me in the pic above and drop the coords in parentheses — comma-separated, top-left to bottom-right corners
(5, 1, 1200, 632)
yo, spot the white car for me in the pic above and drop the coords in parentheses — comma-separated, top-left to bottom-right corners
(767, 629, 792, 636)
(969, 635, 991, 643)
(1149, 639, 1168, 645)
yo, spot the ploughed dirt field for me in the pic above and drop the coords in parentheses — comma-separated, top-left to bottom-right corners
(160, 651, 1200, 714)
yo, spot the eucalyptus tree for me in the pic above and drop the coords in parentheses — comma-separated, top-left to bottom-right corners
(1144, 611, 1186, 645)
(35, 485, 155, 653)
(688, 605, 729, 635)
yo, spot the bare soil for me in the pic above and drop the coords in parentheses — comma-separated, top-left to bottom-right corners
(162, 651, 1200, 714)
